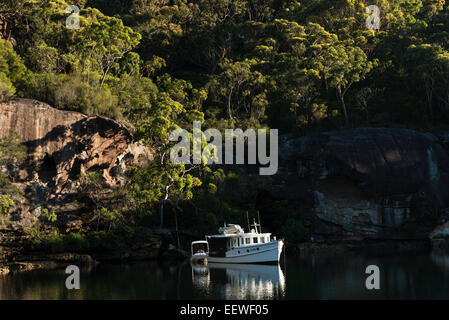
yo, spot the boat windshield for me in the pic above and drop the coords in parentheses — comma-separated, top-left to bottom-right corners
(192, 242, 209, 255)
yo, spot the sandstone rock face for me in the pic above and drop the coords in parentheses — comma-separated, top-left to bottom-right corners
(0, 99, 153, 231)
(0, 99, 86, 149)
(273, 128, 449, 241)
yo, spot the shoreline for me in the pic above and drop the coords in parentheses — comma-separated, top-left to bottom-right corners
(1, 238, 444, 275)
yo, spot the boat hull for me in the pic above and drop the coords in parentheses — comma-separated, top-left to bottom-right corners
(207, 240, 283, 264)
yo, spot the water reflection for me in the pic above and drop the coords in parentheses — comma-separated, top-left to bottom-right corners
(192, 263, 286, 300)
(191, 265, 211, 295)
(2, 252, 449, 299)
(431, 251, 449, 269)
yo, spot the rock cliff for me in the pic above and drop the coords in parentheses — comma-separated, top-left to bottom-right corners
(0, 99, 153, 232)
(271, 128, 449, 241)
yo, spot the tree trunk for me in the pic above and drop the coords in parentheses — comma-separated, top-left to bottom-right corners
(364, 103, 369, 122)
(160, 182, 171, 227)
(100, 65, 111, 87)
(174, 208, 181, 249)
(159, 200, 164, 227)
(337, 86, 349, 127)
(227, 87, 233, 119)
(426, 78, 434, 123)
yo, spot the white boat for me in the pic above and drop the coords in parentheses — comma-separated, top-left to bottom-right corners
(191, 220, 284, 264)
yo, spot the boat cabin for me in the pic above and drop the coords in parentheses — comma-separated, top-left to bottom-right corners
(206, 232, 274, 257)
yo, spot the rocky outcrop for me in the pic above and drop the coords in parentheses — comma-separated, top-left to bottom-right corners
(0, 99, 153, 233)
(0, 253, 98, 274)
(271, 128, 449, 241)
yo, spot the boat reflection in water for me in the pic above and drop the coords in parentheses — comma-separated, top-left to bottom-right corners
(191, 264, 211, 296)
(191, 263, 286, 300)
(431, 252, 449, 270)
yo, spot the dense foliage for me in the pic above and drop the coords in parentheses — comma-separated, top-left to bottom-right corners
(1, 0, 449, 241)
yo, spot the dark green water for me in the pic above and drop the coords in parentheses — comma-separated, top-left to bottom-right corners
(1, 252, 449, 299)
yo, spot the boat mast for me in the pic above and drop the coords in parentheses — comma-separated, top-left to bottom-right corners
(251, 218, 261, 234)
(246, 211, 250, 234)
(257, 211, 262, 233)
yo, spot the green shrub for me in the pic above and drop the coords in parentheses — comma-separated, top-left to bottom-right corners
(92, 207, 123, 231)
(41, 209, 58, 223)
(46, 234, 64, 252)
(23, 73, 121, 119)
(0, 73, 15, 101)
(0, 132, 27, 165)
(61, 233, 90, 251)
(0, 172, 20, 195)
(0, 194, 13, 215)
(24, 222, 45, 247)
(53, 74, 119, 118)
